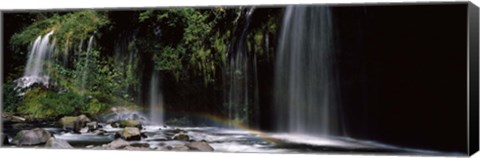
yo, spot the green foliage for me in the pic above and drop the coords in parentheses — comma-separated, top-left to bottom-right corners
(3, 83, 22, 113)
(10, 14, 62, 46)
(18, 87, 79, 119)
(10, 10, 109, 52)
(5, 8, 280, 121)
(139, 8, 236, 84)
(16, 87, 110, 119)
(154, 46, 185, 80)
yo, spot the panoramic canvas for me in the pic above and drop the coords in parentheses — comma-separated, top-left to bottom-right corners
(1, 3, 478, 156)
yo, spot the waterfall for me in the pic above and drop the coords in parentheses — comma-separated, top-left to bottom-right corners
(225, 7, 259, 126)
(15, 31, 55, 89)
(274, 6, 342, 136)
(80, 34, 95, 92)
(24, 31, 54, 77)
(149, 71, 164, 125)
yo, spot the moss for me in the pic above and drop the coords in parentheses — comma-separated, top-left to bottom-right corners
(59, 116, 77, 127)
(118, 120, 141, 128)
(17, 87, 110, 119)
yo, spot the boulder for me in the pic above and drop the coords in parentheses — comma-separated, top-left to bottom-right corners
(118, 120, 142, 129)
(172, 133, 190, 141)
(130, 143, 150, 148)
(12, 128, 51, 146)
(116, 127, 141, 141)
(59, 116, 77, 130)
(45, 137, 73, 149)
(59, 115, 91, 133)
(103, 139, 130, 149)
(79, 127, 89, 134)
(93, 129, 107, 135)
(110, 122, 120, 128)
(86, 121, 98, 130)
(106, 119, 115, 124)
(174, 128, 187, 134)
(185, 140, 214, 151)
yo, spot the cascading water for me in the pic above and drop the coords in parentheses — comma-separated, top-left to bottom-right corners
(149, 71, 164, 125)
(80, 34, 95, 92)
(15, 31, 55, 89)
(225, 7, 259, 126)
(274, 6, 342, 136)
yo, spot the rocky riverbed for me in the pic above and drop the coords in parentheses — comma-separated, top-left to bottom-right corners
(0, 112, 461, 156)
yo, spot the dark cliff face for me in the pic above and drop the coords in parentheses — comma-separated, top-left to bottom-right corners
(327, 3, 468, 153)
(254, 4, 469, 153)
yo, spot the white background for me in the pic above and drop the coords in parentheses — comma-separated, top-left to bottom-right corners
(0, 0, 479, 158)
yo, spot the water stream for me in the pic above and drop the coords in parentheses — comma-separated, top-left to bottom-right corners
(274, 6, 343, 136)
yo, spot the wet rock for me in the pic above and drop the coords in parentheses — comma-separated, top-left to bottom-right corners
(78, 114, 91, 122)
(116, 127, 141, 141)
(118, 120, 142, 129)
(59, 115, 91, 133)
(86, 121, 98, 130)
(172, 133, 190, 141)
(12, 128, 51, 146)
(174, 128, 187, 134)
(111, 122, 120, 128)
(93, 129, 107, 135)
(106, 119, 115, 124)
(79, 127, 89, 134)
(103, 139, 130, 149)
(130, 143, 150, 148)
(185, 140, 214, 151)
(45, 137, 73, 149)
(97, 123, 106, 129)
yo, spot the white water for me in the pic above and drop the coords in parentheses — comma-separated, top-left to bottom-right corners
(149, 71, 164, 125)
(80, 34, 95, 92)
(16, 31, 55, 89)
(274, 6, 342, 136)
(24, 31, 54, 77)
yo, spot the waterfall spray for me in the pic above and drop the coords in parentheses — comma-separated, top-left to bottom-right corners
(274, 6, 342, 136)
(81, 34, 95, 93)
(149, 71, 164, 125)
